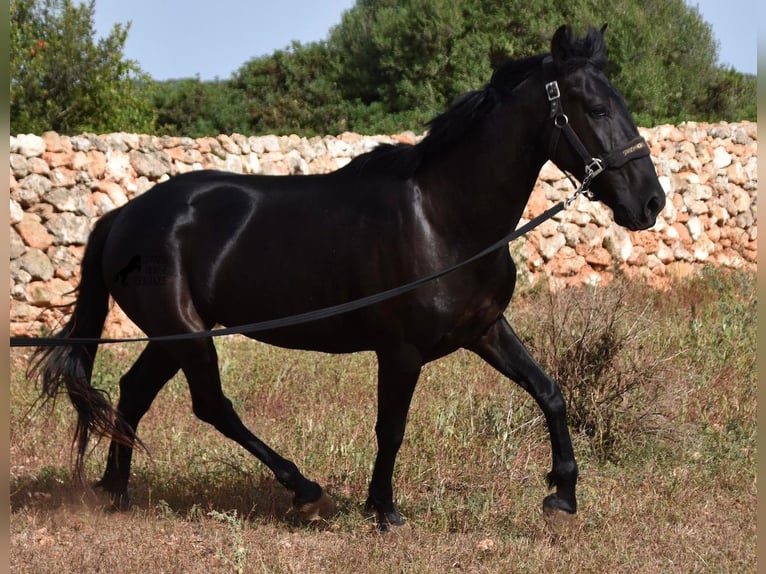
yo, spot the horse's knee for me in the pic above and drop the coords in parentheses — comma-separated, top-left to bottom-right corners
(375, 421, 406, 451)
(191, 396, 239, 434)
(541, 388, 567, 419)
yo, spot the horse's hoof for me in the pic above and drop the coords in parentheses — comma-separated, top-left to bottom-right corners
(542, 493, 576, 537)
(371, 508, 406, 532)
(296, 491, 336, 521)
(371, 507, 407, 533)
(364, 497, 406, 532)
(94, 480, 130, 511)
(111, 493, 131, 512)
(373, 518, 409, 534)
(542, 492, 575, 514)
(542, 505, 577, 537)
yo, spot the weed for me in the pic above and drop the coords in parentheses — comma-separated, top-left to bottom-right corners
(156, 499, 176, 520)
(208, 509, 248, 573)
(677, 267, 756, 380)
(187, 503, 205, 522)
(513, 276, 675, 462)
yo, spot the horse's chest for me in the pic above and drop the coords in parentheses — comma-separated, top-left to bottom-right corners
(421, 265, 514, 353)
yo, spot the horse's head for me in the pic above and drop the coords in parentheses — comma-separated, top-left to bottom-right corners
(544, 25, 665, 231)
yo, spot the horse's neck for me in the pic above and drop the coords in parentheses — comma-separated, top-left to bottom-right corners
(417, 116, 547, 248)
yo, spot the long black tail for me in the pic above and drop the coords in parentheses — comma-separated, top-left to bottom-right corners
(27, 206, 132, 485)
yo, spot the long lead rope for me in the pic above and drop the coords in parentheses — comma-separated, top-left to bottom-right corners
(10, 189, 587, 349)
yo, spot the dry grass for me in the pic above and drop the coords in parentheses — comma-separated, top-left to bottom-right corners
(9, 268, 756, 573)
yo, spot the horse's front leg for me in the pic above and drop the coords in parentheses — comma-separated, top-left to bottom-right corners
(366, 347, 422, 530)
(468, 316, 578, 517)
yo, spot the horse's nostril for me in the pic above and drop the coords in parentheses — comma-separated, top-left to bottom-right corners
(647, 193, 664, 216)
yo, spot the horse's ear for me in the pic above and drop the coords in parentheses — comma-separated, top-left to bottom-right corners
(550, 25, 572, 66)
(600, 23, 608, 36)
(588, 24, 608, 68)
(489, 46, 511, 71)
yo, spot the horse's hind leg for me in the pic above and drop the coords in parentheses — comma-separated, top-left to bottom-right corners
(469, 316, 578, 517)
(96, 342, 179, 509)
(171, 337, 333, 519)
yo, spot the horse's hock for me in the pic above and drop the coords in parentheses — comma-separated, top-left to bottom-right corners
(9, 122, 757, 337)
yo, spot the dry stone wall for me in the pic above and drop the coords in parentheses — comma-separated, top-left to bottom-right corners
(9, 122, 757, 337)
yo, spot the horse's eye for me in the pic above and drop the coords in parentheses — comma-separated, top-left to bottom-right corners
(589, 107, 609, 118)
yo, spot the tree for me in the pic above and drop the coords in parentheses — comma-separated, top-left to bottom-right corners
(152, 78, 250, 138)
(332, 0, 741, 129)
(231, 0, 753, 135)
(701, 68, 756, 122)
(10, 0, 154, 135)
(229, 41, 349, 136)
(565, 0, 724, 125)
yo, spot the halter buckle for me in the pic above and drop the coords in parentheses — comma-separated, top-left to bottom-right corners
(545, 81, 561, 101)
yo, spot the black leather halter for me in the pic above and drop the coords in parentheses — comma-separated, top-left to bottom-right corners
(542, 57, 650, 196)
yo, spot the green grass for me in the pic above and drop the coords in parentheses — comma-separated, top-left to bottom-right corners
(9, 267, 756, 572)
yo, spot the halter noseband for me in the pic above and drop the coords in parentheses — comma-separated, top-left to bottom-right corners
(542, 57, 650, 203)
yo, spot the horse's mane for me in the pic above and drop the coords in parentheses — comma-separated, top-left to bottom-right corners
(346, 55, 544, 178)
(347, 26, 605, 179)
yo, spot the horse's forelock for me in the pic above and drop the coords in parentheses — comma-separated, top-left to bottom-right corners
(553, 25, 608, 72)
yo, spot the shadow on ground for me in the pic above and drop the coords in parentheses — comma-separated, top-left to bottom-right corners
(11, 467, 359, 526)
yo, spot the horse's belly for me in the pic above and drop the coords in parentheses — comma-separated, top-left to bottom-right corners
(245, 322, 372, 354)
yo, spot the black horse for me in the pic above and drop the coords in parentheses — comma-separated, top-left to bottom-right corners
(30, 25, 665, 529)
